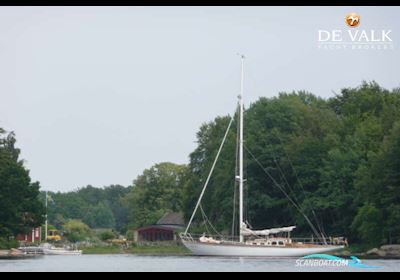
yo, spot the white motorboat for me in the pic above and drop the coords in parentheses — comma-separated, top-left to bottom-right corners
(41, 243, 82, 256)
(181, 55, 346, 257)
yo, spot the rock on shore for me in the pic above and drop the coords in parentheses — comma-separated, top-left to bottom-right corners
(367, 245, 400, 258)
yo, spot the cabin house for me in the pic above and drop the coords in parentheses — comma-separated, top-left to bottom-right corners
(16, 227, 42, 243)
(134, 212, 185, 242)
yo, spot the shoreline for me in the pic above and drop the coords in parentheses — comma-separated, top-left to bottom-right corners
(336, 254, 400, 260)
(2, 250, 399, 260)
(79, 245, 400, 260)
(81, 252, 400, 260)
(3, 244, 399, 260)
(80, 244, 191, 256)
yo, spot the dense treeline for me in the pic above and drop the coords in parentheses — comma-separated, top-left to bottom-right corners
(2, 81, 399, 247)
(183, 82, 400, 246)
(0, 130, 44, 245)
(43, 185, 131, 232)
(44, 162, 187, 232)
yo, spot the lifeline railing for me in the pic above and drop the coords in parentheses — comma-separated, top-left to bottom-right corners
(179, 233, 348, 246)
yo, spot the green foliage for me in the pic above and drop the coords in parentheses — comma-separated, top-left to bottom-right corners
(0, 238, 19, 249)
(0, 130, 45, 239)
(351, 203, 383, 246)
(311, 148, 359, 236)
(183, 115, 237, 232)
(80, 244, 189, 255)
(354, 121, 400, 244)
(81, 244, 124, 254)
(84, 202, 116, 229)
(43, 185, 130, 231)
(123, 162, 187, 228)
(2, 81, 399, 248)
(62, 220, 92, 243)
(125, 230, 135, 241)
(98, 230, 117, 241)
(183, 82, 400, 246)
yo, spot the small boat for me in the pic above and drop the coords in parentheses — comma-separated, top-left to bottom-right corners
(42, 247, 82, 256)
(18, 246, 45, 255)
(40, 243, 82, 256)
(181, 55, 347, 257)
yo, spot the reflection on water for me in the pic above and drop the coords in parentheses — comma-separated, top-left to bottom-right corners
(0, 255, 398, 272)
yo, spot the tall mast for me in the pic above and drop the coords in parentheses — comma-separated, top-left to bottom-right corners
(239, 54, 245, 243)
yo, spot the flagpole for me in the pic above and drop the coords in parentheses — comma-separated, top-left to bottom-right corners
(45, 191, 48, 241)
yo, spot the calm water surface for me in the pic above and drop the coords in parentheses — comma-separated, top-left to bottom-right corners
(0, 255, 399, 272)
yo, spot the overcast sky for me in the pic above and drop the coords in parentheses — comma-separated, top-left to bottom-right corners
(0, 6, 399, 192)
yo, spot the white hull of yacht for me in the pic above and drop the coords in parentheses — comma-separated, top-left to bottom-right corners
(182, 240, 344, 257)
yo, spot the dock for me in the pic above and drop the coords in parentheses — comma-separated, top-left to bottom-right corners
(0, 249, 43, 259)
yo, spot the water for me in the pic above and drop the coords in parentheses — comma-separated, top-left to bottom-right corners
(0, 255, 399, 272)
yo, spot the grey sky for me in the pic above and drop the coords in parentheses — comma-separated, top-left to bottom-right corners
(0, 6, 399, 192)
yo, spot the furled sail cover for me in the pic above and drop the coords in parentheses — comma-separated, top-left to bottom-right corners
(240, 224, 296, 236)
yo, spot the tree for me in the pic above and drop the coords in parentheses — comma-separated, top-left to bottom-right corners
(308, 148, 360, 236)
(354, 121, 400, 244)
(84, 202, 116, 229)
(351, 203, 383, 246)
(182, 83, 400, 246)
(182, 115, 237, 233)
(62, 220, 92, 243)
(124, 162, 187, 228)
(98, 229, 117, 241)
(0, 129, 45, 239)
(102, 185, 130, 232)
(44, 185, 130, 232)
(183, 92, 340, 235)
(4, 81, 397, 248)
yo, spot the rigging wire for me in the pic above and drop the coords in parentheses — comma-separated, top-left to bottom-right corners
(200, 205, 211, 234)
(272, 155, 302, 207)
(273, 134, 328, 241)
(273, 158, 300, 226)
(185, 105, 327, 243)
(244, 145, 325, 243)
(200, 204, 223, 237)
(273, 154, 323, 236)
(271, 151, 316, 228)
(185, 115, 235, 235)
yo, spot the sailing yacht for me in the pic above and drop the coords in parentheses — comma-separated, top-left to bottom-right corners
(180, 55, 346, 257)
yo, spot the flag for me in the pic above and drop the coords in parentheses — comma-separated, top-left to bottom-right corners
(47, 193, 55, 205)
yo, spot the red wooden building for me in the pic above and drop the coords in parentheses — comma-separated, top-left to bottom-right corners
(134, 212, 185, 242)
(16, 227, 42, 243)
